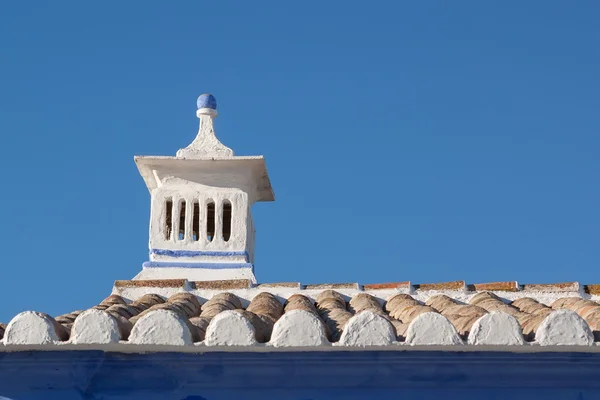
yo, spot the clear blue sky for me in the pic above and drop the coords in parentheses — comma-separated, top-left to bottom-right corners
(1, 2, 599, 322)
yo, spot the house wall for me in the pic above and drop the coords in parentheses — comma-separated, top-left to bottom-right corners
(1, 351, 600, 400)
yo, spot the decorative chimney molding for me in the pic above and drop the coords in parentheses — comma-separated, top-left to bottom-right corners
(176, 94, 234, 159)
(133, 94, 274, 283)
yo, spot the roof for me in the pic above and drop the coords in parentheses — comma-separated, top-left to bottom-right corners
(2, 279, 600, 351)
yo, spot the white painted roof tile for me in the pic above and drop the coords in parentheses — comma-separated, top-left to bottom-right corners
(3, 280, 600, 351)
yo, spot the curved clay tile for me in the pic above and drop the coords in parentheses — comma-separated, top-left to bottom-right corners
(188, 316, 211, 342)
(285, 294, 318, 314)
(385, 294, 418, 315)
(386, 294, 435, 324)
(425, 295, 487, 338)
(61, 296, 133, 335)
(94, 295, 127, 310)
(153, 292, 244, 343)
(247, 292, 284, 321)
(242, 292, 285, 342)
(316, 290, 353, 341)
(316, 290, 346, 310)
(349, 293, 383, 314)
(284, 294, 331, 339)
(168, 292, 202, 317)
(469, 292, 522, 317)
(471, 294, 549, 341)
(130, 292, 202, 326)
(552, 297, 600, 340)
(234, 310, 273, 342)
(54, 310, 84, 335)
(4, 311, 69, 344)
(132, 293, 165, 311)
(518, 314, 548, 341)
(201, 292, 243, 318)
(40, 312, 70, 341)
(511, 298, 552, 317)
(104, 304, 140, 320)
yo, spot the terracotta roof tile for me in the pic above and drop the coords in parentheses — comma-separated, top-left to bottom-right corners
(425, 295, 486, 338)
(349, 293, 383, 314)
(414, 281, 465, 291)
(114, 279, 187, 288)
(257, 282, 301, 289)
(305, 283, 360, 290)
(201, 292, 242, 318)
(285, 294, 317, 314)
(469, 292, 522, 317)
(5, 280, 600, 348)
(363, 282, 410, 290)
(316, 290, 353, 341)
(131, 293, 165, 310)
(511, 298, 552, 316)
(521, 282, 580, 293)
(193, 279, 252, 290)
(584, 285, 600, 295)
(468, 281, 518, 292)
(551, 297, 600, 341)
(385, 294, 434, 328)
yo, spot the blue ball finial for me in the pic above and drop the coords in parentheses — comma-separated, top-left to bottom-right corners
(197, 93, 217, 110)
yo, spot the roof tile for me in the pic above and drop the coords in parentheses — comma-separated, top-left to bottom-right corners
(521, 282, 580, 293)
(316, 290, 353, 341)
(468, 281, 519, 292)
(414, 281, 465, 291)
(363, 282, 410, 290)
(114, 279, 187, 288)
(305, 283, 360, 290)
(584, 285, 600, 295)
(6, 281, 600, 348)
(257, 282, 301, 289)
(192, 279, 252, 290)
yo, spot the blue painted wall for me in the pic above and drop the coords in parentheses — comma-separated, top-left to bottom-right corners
(1, 351, 600, 399)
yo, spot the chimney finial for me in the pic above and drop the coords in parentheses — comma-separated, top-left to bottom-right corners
(176, 94, 233, 159)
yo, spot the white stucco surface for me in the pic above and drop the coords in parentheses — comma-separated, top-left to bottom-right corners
(204, 310, 258, 346)
(536, 310, 594, 346)
(71, 309, 121, 344)
(133, 267, 257, 283)
(3, 311, 60, 345)
(270, 310, 328, 347)
(176, 109, 234, 159)
(133, 97, 274, 283)
(405, 312, 463, 345)
(468, 312, 525, 345)
(339, 311, 396, 346)
(129, 309, 193, 346)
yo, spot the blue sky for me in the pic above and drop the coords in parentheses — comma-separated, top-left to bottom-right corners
(0, 2, 599, 321)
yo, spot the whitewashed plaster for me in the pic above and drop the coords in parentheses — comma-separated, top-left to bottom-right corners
(338, 311, 396, 346)
(468, 312, 525, 346)
(132, 267, 257, 283)
(3, 342, 600, 353)
(204, 310, 257, 346)
(132, 94, 274, 283)
(71, 309, 121, 344)
(270, 310, 329, 347)
(129, 309, 193, 346)
(405, 312, 463, 345)
(536, 310, 594, 346)
(2, 311, 61, 345)
(176, 108, 234, 159)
